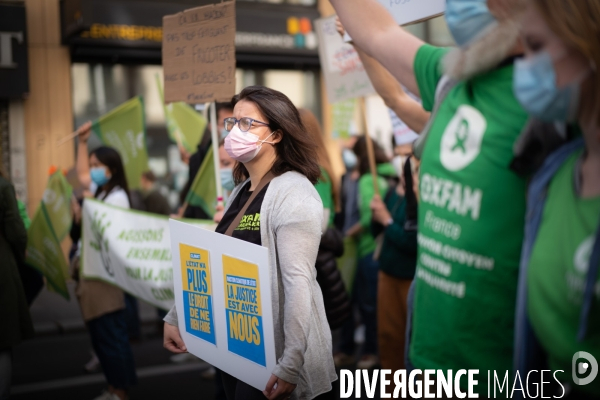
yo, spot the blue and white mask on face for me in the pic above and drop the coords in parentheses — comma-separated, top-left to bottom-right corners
(342, 148, 358, 170)
(220, 168, 235, 191)
(90, 167, 110, 187)
(514, 51, 584, 122)
(445, 0, 497, 47)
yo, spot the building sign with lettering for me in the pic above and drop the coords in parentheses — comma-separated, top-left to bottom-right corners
(162, 2, 236, 104)
(0, 4, 29, 98)
(170, 219, 276, 391)
(62, 0, 319, 65)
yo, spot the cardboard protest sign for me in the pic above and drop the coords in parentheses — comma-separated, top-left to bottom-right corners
(331, 99, 357, 139)
(389, 87, 421, 145)
(162, 1, 236, 104)
(170, 219, 276, 390)
(380, 0, 445, 26)
(390, 108, 419, 145)
(315, 16, 375, 103)
(81, 199, 214, 310)
(343, 0, 446, 41)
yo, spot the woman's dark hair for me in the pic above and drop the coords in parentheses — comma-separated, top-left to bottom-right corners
(90, 146, 130, 201)
(352, 136, 389, 176)
(230, 86, 321, 185)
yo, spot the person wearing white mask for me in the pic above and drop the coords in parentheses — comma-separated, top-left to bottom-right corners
(163, 86, 336, 400)
(332, 0, 532, 395)
(218, 139, 236, 203)
(512, 1, 600, 398)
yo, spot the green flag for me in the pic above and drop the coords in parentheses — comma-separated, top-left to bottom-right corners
(156, 75, 207, 153)
(92, 96, 149, 190)
(26, 203, 70, 299)
(42, 171, 73, 241)
(336, 237, 358, 294)
(185, 146, 216, 217)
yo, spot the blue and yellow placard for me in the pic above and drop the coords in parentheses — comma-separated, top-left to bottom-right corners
(180, 244, 216, 345)
(222, 255, 266, 367)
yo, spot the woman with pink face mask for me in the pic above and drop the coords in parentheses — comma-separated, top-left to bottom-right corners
(163, 86, 337, 400)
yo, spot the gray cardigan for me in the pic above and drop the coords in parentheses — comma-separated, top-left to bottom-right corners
(165, 171, 337, 399)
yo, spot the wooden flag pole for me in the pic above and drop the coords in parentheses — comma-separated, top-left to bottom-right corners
(210, 101, 224, 208)
(359, 97, 380, 196)
(56, 130, 80, 147)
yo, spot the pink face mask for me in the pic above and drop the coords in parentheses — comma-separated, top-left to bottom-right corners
(224, 125, 275, 163)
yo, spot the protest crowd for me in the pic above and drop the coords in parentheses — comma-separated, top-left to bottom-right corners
(1, 0, 599, 399)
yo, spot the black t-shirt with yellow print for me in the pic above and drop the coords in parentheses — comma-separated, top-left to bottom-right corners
(215, 181, 270, 246)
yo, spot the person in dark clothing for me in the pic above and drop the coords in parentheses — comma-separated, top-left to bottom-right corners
(0, 171, 34, 400)
(139, 171, 171, 215)
(370, 152, 418, 382)
(183, 102, 234, 219)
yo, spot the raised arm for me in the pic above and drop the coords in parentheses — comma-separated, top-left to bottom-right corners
(331, 0, 424, 96)
(75, 121, 92, 189)
(349, 36, 430, 132)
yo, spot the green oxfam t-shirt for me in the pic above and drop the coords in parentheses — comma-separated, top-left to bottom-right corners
(409, 44, 529, 394)
(528, 150, 600, 396)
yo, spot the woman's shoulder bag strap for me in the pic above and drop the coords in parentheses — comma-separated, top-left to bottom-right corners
(224, 171, 275, 237)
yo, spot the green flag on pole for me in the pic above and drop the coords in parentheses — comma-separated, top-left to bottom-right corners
(26, 203, 70, 299)
(42, 171, 73, 241)
(91, 96, 149, 190)
(156, 75, 207, 153)
(185, 146, 216, 217)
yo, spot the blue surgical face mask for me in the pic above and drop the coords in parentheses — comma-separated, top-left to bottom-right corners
(342, 148, 357, 171)
(90, 167, 110, 187)
(220, 128, 229, 140)
(220, 168, 235, 191)
(445, 0, 497, 47)
(514, 51, 584, 122)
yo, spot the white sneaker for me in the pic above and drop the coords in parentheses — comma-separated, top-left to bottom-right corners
(92, 390, 121, 400)
(169, 352, 199, 364)
(356, 354, 379, 370)
(84, 352, 100, 373)
(201, 366, 216, 379)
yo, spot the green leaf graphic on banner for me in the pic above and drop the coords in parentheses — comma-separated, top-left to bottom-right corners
(186, 146, 216, 217)
(43, 172, 73, 241)
(156, 75, 207, 153)
(26, 203, 70, 299)
(91, 96, 149, 190)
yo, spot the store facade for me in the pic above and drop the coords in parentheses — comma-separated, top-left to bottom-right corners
(61, 0, 324, 207)
(0, 1, 29, 204)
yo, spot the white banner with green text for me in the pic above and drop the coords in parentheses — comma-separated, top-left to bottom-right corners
(81, 198, 215, 310)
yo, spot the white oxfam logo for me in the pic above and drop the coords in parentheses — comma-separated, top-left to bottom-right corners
(573, 351, 598, 386)
(574, 237, 594, 275)
(440, 105, 487, 171)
